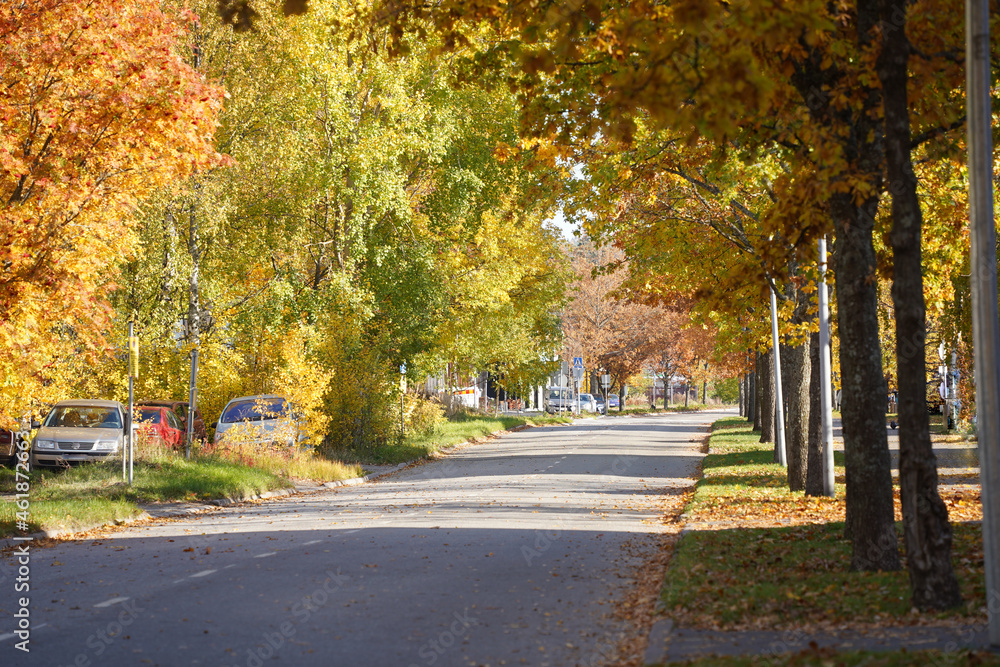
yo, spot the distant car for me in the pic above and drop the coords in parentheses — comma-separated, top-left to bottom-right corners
(212, 395, 302, 448)
(135, 400, 206, 443)
(579, 393, 600, 413)
(545, 388, 578, 414)
(31, 400, 126, 468)
(134, 405, 185, 449)
(0, 429, 16, 467)
(607, 394, 620, 410)
(594, 394, 607, 413)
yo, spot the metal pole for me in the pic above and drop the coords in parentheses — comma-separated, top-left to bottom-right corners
(968, 0, 1000, 646)
(769, 286, 787, 466)
(186, 349, 198, 460)
(818, 238, 836, 496)
(127, 322, 134, 485)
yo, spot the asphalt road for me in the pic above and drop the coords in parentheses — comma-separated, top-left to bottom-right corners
(1, 410, 728, 667)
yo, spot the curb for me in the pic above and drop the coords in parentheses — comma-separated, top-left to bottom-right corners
(1, 462, 416, 549)
(0, 421, 548, 548)
(207, 462, 411, 506)
(0, 511, 152, 552)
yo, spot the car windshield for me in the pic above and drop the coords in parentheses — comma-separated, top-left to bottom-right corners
(45, 406, 122, 429)
(135, 408, 162, 424)
(221, 398, 289, 423)
(548, 390, 570, 399)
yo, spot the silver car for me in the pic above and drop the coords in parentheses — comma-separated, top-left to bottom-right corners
(579, 393, 601, 413)
(212, 395, 302, 448)
(31, 400, 126, 467)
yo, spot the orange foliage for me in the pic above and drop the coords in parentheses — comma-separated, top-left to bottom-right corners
(0, 0, 226, 423)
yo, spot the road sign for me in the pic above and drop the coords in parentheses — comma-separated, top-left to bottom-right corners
(573, 367, 584, 380)
(128, 335, 139, 379)
(601, 373, 610, 388)
(573, 357, 583, 370)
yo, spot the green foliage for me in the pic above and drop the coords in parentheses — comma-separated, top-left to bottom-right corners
(711, 377, 740, 404)
(405, 395, 446, 436)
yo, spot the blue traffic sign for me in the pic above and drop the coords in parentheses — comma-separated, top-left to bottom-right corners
(573, 357, 583, 369)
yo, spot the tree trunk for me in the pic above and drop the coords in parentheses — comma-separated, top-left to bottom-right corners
(785, 335, 810, 492)
(806, 330, 825, 496)
(787, 2, 899, 571)
(752, 352, 762, 432)
(831, 188, 898, 570)
(739, 373, 746, 417)
(759, 348, 775, 445)
(875, 0, 961, 608)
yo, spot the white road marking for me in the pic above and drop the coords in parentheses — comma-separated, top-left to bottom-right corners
(254, 552, 277, 558)
(304, 540, 323, 545)
(190, 569, 217, 578)
(94, 596, 129, 608)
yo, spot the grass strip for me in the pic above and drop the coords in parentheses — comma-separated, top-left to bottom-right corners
(661, 417, 986, 631)
(657, 649, 1000, 666)
(0, 443, 364, 537)
(354, 412, 573, 464)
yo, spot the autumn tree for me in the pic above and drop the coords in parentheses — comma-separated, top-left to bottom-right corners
(0, 0, 224, 425)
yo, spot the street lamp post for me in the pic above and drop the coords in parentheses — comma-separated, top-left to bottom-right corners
(769, 285, 787, 466)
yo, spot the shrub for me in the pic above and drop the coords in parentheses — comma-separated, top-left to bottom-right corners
(405, 395, 445, 435)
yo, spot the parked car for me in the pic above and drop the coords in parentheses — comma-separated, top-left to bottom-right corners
(212, 395, 302, 448)
(594, 394, 606, 413)
(579, 393, 601, 413)
(607, 394, 620, 409)
(1, 429, 16, 467)
(31, 400, 126, 468)
(545, 387, 578, 414)
(135, 400, 206, 443)
(134, 405, 185, 449)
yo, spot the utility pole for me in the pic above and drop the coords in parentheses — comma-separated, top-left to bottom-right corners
(769, 285, 787, 466)
(818, 238, 836, 496)
(967, 0, 1000, 647)
(186, 349, 198, 460)
(127, 322, 137, 485)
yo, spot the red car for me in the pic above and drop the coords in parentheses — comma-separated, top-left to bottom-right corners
(134, 405, 184, 449)
(135, 400, 207, 444)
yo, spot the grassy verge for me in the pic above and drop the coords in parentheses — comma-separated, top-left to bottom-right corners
(661, 417, 985, 631)
(606, 404, 726, 417)
(1, 440, 363, 538)
(658, 650, 1000, 666)
(343, 411, 573, 465)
